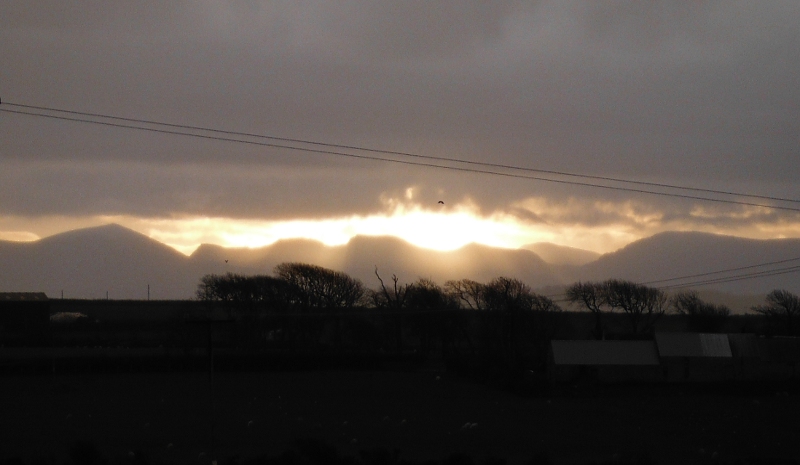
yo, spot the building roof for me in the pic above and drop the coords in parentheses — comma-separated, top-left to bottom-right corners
(726, 333, 762, 358)
(655, 333, 732, 358)
(551, 340, 660, 366)
(0, 292, 49, 302)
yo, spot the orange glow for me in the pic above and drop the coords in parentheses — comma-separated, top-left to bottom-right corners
(0, 231, 40, 242)
(2, 196, 800, 257)
(138, 203, 552, 255)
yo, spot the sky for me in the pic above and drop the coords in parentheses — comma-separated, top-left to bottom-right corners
(1, 1, 799, 256)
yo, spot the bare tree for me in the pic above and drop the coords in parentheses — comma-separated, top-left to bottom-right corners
(371, 267, 412, 310)
(566, 281, 607, 339)
(603, 279, 667, 336)
(483, 276, 534, 313)
(751, 289, 800, 336)
(371, 268, 414, 351)
(671, 290, 730, 333)
(444, 279, 488, 310)
(530, 293, 562, 313)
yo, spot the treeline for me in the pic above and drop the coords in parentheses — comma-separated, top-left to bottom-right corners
(31, 263, 798, 382)
(198, 263, 562, 314)
(196, 263, 567, 378)
(198, 262, 800, 338)
(194, 262, 799, 381)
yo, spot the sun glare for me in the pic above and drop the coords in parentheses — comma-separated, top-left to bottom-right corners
(356, 210, 526, 251)
(0, 231, 40, 242)
(12, 196, 800, 257)
(137, 207, 545, 255)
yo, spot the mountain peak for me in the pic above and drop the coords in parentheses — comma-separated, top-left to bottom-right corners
(42, 223, 145, 242)
(3, 225, 799, 299)
(521, 242, 601, 266)
(581, 230, 800, 295)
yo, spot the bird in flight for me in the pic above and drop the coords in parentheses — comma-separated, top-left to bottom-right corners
(224, 260, 229, 263)
(438, 201, 444, 205)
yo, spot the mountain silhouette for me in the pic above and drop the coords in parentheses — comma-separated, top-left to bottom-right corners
(521, 242, 601, 266)
(0, 224, 193, 299)
(578, 231, 800, 295)
(190, 235, 563, 291)
(1, 224, 799, 300)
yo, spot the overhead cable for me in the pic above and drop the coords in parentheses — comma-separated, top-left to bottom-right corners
(3, 100, 799, 205)
(3, 104, 800, 213)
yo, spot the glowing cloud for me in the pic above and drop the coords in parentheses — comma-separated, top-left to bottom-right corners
(2, 192, 800, 257)
(137, 199, 551, 255)
(0, 231, 40, 242)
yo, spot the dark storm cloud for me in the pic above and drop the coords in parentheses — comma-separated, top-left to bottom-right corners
(1, 1, 799, 223)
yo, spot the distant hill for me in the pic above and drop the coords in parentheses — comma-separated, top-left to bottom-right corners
(190, 234, 565, 292)
(0, 224, 563, 299)
(1, 224, 798, 301)
(0, 224, 194, 300)
(578, 231, 800, 296)
(521, 242, 600, 266)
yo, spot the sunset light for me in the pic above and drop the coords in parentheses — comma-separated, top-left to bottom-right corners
(3, 194, 800, 259)
(139, 202, 551, 255)
(4, 5, 800, 461)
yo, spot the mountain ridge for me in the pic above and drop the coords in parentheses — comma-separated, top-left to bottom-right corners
(1, 224, 799, 300)
(580, 230, 800, 294)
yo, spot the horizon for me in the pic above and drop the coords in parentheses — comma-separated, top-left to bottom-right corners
(0, 220, 596, 257)
(2, 220, 800, 303)
(2, 3, 800, 270)
(0, 219, 770, 258)
(2, 212, 797, 258)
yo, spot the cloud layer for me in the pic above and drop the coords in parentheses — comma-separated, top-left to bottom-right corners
(2, 1, 799, 251)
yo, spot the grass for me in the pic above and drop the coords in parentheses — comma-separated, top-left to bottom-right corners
(0, 371, 798, 465)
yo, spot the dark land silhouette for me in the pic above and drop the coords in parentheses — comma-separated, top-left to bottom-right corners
(1, 285, 799, 464)
(2, 224, 800, 301)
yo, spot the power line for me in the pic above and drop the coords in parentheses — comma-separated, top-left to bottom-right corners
(3, 101, 799, 296)
(3, 104, 800, 214)
(640, 255, 800, 286)
(3, 101, 797, 205)
(4, 100, 800, 205)
(656, 264, 800, 290)
(546, 255, 800, 301)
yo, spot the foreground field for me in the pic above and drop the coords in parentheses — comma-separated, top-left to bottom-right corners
(1, 371, 798, 464)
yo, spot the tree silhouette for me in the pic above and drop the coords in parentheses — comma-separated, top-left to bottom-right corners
(671, 290, 730, 333)
(444, 279, 489, 310)
(406, 278, 458, 310)
(602, 279, 667, 336)
(272, 262, 366, 347)
(568, 279, 667, 337)
(483, 276, 534, 313)
(565, 281, 607, 339)
(370, 267, 412, 310)
(196, 273, 292, 347)
(196, 272, 287, 315)
(751, 289, 800, 336)
(370, 268, 413, 351)
(405, 278, 461, 355)
(476, 277, 562, 371)
(274, 262, 366, 311)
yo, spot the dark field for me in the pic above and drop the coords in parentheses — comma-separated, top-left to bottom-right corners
(1, 371, 799, 465)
